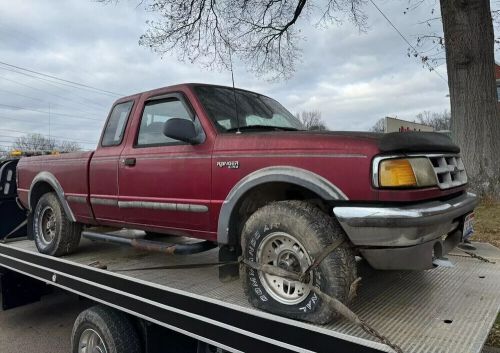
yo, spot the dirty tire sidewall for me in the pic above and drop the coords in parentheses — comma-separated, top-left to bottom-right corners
(71, 305, 142, 353)
(241, 201, 356, 324)
(33, 192, 81, 256)
(33, 193, 63, 255)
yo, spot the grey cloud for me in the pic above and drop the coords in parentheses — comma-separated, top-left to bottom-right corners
(0, 0, 457, 149)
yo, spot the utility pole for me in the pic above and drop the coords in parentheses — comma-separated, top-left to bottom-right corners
(48, 103, 51, 140)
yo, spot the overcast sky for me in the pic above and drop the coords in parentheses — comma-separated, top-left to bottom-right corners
(0, 0, 481, 150)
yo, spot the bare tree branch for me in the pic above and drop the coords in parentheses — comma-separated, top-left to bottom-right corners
(96, 0, 367, 79)
(295, 110, 328, 130)
(415, 110, 451, 131)
(11, 134, 82, 154)
(409, 0, 500, 69)
(370, 118, 385, 132)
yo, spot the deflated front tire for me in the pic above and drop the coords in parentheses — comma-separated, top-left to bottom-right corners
(241, 200, 356, 324)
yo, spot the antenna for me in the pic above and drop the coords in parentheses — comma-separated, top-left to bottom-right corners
(228, 47, 241, 134)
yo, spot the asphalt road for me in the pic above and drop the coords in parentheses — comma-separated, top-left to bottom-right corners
(0, 291, 91, 353)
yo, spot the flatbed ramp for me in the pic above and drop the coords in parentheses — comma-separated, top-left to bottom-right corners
(0, 238, 498, 353)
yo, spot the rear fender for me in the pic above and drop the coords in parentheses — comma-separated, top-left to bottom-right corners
(29, 171, 76, 222)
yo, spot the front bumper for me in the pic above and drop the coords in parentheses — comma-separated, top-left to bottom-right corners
(333, 192, 478, 270)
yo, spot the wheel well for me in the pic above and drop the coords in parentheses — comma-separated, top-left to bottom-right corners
(29, 181, 55, 211)
(226, 182, 328, 246)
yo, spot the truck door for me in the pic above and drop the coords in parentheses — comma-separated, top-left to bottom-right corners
(89, 100, 135, 224)
(118, 93, 212, 237)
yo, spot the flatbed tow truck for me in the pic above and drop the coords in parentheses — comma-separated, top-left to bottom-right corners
(1, 152, 500, 353)
(0, 228, 499, 352)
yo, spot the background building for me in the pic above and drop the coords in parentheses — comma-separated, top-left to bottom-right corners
(383, 116, 434, 133)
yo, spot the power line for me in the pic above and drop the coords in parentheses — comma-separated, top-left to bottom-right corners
(368, 0, 448, 84)
(0, 74, 108, 111)
(0, 65, 118, 100)
(0, 86, 104, 118)
(0, 87, 44, 102)
(0, 114, 100, 130)
(0, 103, 102, 122)
(0, 67, 114, 112)
(0, 60, 124, 97)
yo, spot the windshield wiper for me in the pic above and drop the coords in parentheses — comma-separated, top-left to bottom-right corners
(226, 125, 300, 132)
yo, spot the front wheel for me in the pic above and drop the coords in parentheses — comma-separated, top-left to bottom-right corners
(241, 200, 356, 324)
(71, 305, 142, 353)
(33, 192, 81, 256)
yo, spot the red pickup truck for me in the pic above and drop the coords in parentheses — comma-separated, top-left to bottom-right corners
(16, 83, 477, 323)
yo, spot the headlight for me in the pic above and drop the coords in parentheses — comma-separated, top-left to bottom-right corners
(376, 157, 437, 188)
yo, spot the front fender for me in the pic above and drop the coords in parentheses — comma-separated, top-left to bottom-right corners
(217, 166, 348, 244)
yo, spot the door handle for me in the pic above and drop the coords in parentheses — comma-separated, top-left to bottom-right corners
(122, 157, 136, 166)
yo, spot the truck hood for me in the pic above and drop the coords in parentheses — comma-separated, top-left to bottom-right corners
(282, 131, 460, 153)
(214, 130, 459, 156)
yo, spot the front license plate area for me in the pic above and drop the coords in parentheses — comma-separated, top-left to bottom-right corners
(463, 212, 475, 241)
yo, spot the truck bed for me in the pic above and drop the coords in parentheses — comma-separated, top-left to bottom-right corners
(1, 233, 499, 353)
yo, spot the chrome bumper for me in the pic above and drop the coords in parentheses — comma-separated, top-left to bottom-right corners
(333, 192, 478, 270)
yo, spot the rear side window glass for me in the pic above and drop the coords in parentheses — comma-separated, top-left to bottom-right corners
(101, 101, 134, 147)
(136, 99, 192, 147)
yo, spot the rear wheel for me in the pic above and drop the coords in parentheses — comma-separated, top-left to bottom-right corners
(241, 200, 356, 324)
(33, 192, 81, 256)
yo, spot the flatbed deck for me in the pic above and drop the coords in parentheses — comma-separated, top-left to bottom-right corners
(0, 234, 499, 353)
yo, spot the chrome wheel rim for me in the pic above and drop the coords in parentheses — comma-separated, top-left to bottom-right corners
(78, 328, 108, 353)
(39, 206, 56, 245)
(256, 232, 313, 305)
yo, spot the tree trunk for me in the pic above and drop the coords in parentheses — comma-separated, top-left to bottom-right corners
(440, 0, 500, 198)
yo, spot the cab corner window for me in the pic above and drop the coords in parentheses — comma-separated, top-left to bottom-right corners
(136, 99, 192, 147)
(101, 101, 134, 147)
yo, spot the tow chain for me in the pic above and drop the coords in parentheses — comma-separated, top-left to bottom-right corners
(242, 242, 404, 353)
(461, 250, 496, 264)
(116, 240, 405, 353)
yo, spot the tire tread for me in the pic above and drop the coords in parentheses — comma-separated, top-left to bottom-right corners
(241, 200, 356, 324)
(71, 305, 142, 353)
(33, 192, 81, 256)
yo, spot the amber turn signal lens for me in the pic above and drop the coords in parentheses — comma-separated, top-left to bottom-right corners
(379, 159, 417, 187)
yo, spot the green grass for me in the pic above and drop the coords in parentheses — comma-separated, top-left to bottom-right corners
(486, 315, 500, 347)
(473, 201, 500, 348)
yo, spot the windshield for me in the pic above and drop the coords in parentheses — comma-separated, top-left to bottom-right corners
(194, 85, 305, 132)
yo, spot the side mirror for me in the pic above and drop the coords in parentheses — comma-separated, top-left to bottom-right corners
(163, 118, 199, 144)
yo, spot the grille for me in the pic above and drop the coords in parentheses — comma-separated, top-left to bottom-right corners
(428, 155, 467, 189)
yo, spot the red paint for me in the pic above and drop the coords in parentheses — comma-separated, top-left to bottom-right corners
(16, 84, 468, 242)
